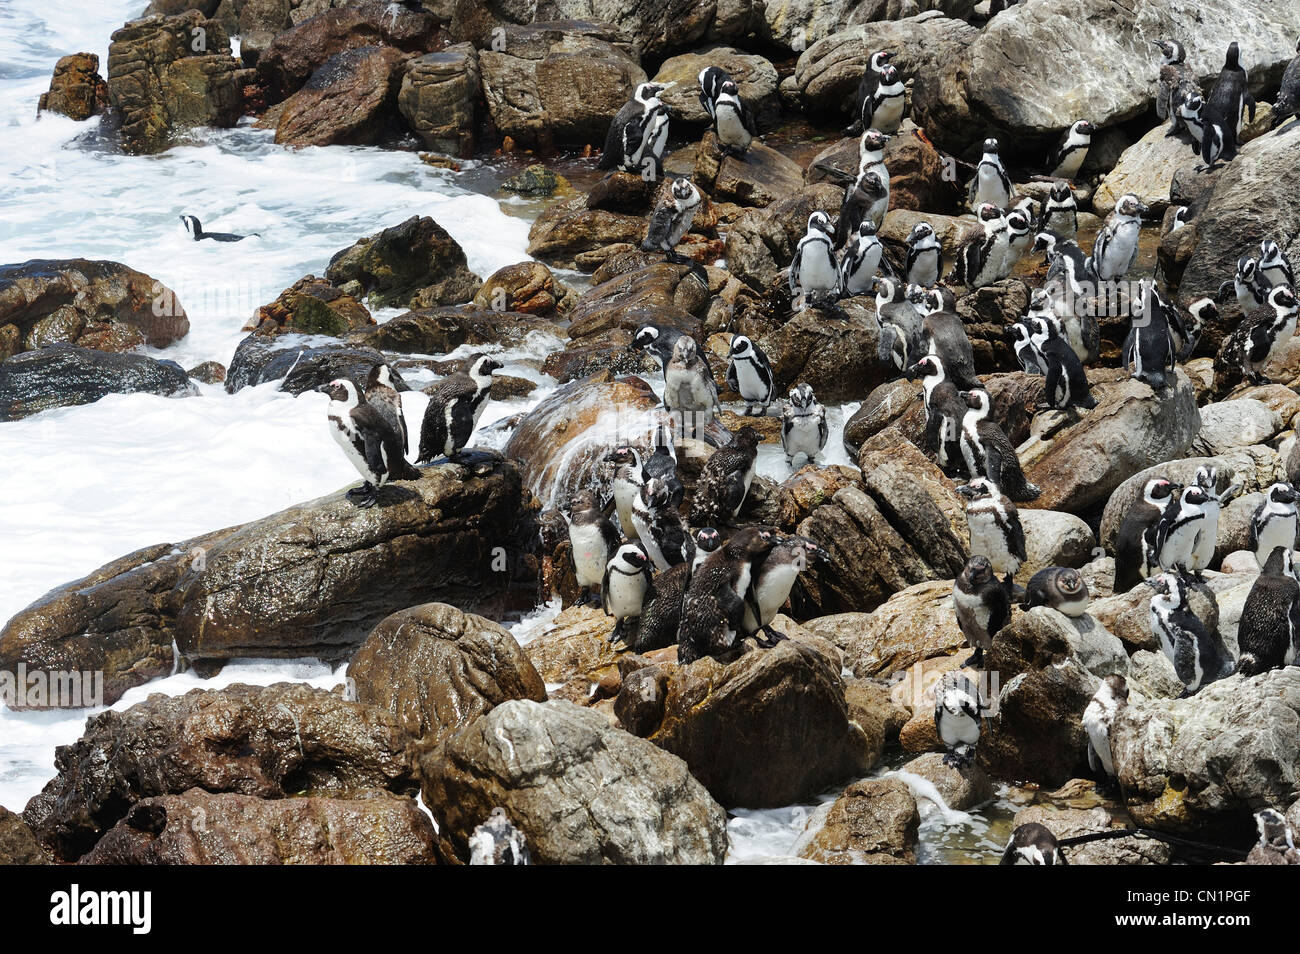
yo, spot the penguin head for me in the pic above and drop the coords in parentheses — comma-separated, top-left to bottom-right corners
(878, 64, 900, 86)
(567, 488, 601, 515)
(856, 171, 885, 196)
(976, 202, 1005, 225)
(1236, 255, 1259, 281)
(319, 378, 360, 406)
(960, 553, 996, 587)
(869, 50, 893, 72)
(1142, 477, 1179, 507)
(728, 334, 754, 359)
(1030, 230, 1059, 256)
(1269, 284, 1298, 312)
(1187, 297, 1218, 328)
(870, 274, 898, 300)
(641, 476, 671, 509)
(1153, 38, 1185, 64)
(718, 80, 739, 97)
(1069, 119, 1095, 139)
(366, 363, 396, 391)
(1056, 567, 1089, 601)
(731, 425, 761, 450)
(634, 82, 668, 105)
(860, 128, 891, 154)
(1268, 481, 1298, 506)
(1224, 41, 1240, 71)
(1005, 208, 1032, 236)
(604, 444, 642, 470)
(807, 211, 833, 235)
(671, 334, 698, 363)
(670, 177, 697, 203)
(179, 214, 202, 239)
(955, 477, 996, 500)
(1262, 545, 1296, 580)
(981, 137, 1000, 156)
(1258, 238, 1282, 265)
(788, 382, 818, 408)
(468, 354, 502, 379)
(906, 222, 934, 245)
(617, 542, 651, 572)
(958, 388, 991, 415)
(730, 526, 777, 560)
(905, 354, 942, 381)
(1114, 194, 1149, 218)
(1143, 571, 1185, 606)
(1182, 485, 1210, 509)
(1028, 287, 1053, 312)
(695, 527, 722, 553)
(1182, 93, 1205, 114)
(1004, 321, 1032, 347)
(1048, 180, 1073, 204)
(631, 324, 662, 352)
(1193, 465, 1217, 492)
(857, 219, 880, 239)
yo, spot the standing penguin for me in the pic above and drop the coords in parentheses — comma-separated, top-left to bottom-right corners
(1250, 481, 1299, 566)
(599, 81, 672, 178)
(602, 542, 653, 647)
(1124, 279, 1177, 389)
(726, 334, 776, 416)
(678, 527, 777, 663)
(872, 276, 926, 372)
(1177, 93, 1207, 149)
(959, 389, 1042, 502)
(697, 66, 730, 120)
(1149, 483, 1212, 576)
(740, 535, 827, 645)
(1171, 297, 1218, 362)
(967, 138, 1012, 212)
(1146, 572, 1236, 696)
(663, 335, 721, 424)
(957, 477, 1026, 582)
(1114, 477, 1180, 593)
(1248, 809, 1300, 865)
(416, 354, 500, 463)
(1275, 37, 1300, 128)
(1237, 545, 1300, 675)
(1202, 41, 1256, 164)
(1022, 566, 1090, 616)
(1212, 284, 1300, 397)
(999, 823, 1067, 865)
(1008, 320, 1044, 376)
(835, 170, 890, 245)
(948, 203, 1009, 289)
(907, 354, 968, 472)
(1048, 120, 1095, 180)
(781, 383, 828, 467)
(997, 206, 1035, 280)
(711, 80, 757, 156)
(364, 363, 408, 456)
(1031, 315, 1096, 410)
(1082, 674, 1128, 780)
(1154, 38, 1199, 139)
(839, 219, 893, 296)
(934, 669, 985, 768)
(565, 489, 621, 607)
(903, 221, 942, 287)
(789, 211, 840, 307)
(631, 476, 695, 573)
(320, 378, 422, 508)
(849, 50, 894, 135)
(923, 306, 980, 392)
(1218, 255, 1269, 316)
(1258, 238, 1296, 289)
(468, 808, 530, 866)
(690, 425, 761, 526)
(604, 444, 645, 539)
(641, 178, 702, 265)
(1189, 465, 1237, 575)
(953, 554, 1012, 669)
(1092, 194, 1148, 282)
(1037, 182, 1079, 241)
(863, 64, 905, 134)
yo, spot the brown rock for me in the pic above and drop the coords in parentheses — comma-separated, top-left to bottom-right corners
(796, 777, 919, 865)
(325, 214, 480, 308)
(246, 275, 372, 336)
(694, 131, 805, 209)
(275, 45, 409, 147)
(0, 807, 52, 865)
(38, 53, 107, 120)
(471, 261, 567, 317)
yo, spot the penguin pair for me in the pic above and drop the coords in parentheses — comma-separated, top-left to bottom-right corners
(677, 527, 777, 663)
(620, 527, 723, 653)
(1146, 482, 1213, 578)
(600, 81, 673, 179)
(1154, 38, 1199, 141)
(873, 276, 926, 373)
(846, 50, 893, 136)
(1218, 255, 1269, 316)
(631, 323, 715, 384)
(604, 440, 683, 541)
(1113, 477, 1180, 593)
(781, 383, 828, 467)
(1028, 314, 1097, 411)
(1145, 571, 1236, 697)
(321, 376, 422, 508)
(725, 334, 776, 415)
(834, 129, 892, 247)
(1211, 284, 1299, 398)
(1201, 42, 1256, 167)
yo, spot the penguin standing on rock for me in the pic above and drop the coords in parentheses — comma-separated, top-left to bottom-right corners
(417, 354, 500, 463)
(321, 378, 422, 508)
(835, 170, 890, 245)
(711, 80, 757, 156)
(604, 445, 645, 539)
(726, 334, 776, 415)
(1149, 483, 1212, 577)
(1236, 545, 1300, 675)
(1082, 674, 1128, 780)
(1258, 238, 1296, 289)
(1250, 481, 1299, 566)
(364, 363, 408, 455)
(907, 354, 967, 472)
(959, 388, 1041, 502)
(781, 383, 828, 467)
(1008, 320, 1043, 376)
(1155, 38, 1199, 139)
(690, 425, 761, 527)
(1189, 465, 1238, 575)
(1202, 41, 1255, 165)
(641, 178, 702, 266)
(921, 303, 980, 391)
(1037, 182, 1079, 240)
(697, 66, 730, 120)
(948, 203, 1009, 289)
(957, 477, 1025, 582)
(863, 64, 905, 135)
(953, 554, 1012, 669)
(1022, 566, 1090, 616)
(631, 476, 694, 573)
(468, 808, 530, 866)
(599, 81, 672, 178)
(1123, 279, 1177, 389)
(848, 50, 894, 136)
(1031, 315, 1096, 410)
(602, 542, 652, 647)
(631, 323, 716, 384)
(663, 335, 721, 427)
(1146, 572, 1236, 696)
(1092, 194, 1148, 282)
(872, 276, 926, 372)
(634, 530, 720, 653)
(565, 489, 621, 607)
(839, 219, 892, 297)
(678, 527, 776, 664)
(934, 670, 985, 768)
(999, 823, 1067, 865)
(1048, 120, 1095, 180)
(789, 211, 840, 307)
(740, 535, 828, 646)
(967, 138, 1012, 212)
(1212, 284, 1299, 397)
(1113, 477, 1180, 593)
(903, 221, 942, 287)
(1218, 256, 1268, 316)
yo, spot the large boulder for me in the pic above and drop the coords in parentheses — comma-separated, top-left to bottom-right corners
(650, 640, 874, 808)
(0, 345, 194, 422)
(0, 807, 52, 865)
(804, 121, 963, 215)
(224, 334, 396, 393)
(0, 458, 532, 704)
(21, 683, 417, 860)
(724, 182, 843, 293)
(37, 53, 107, 120)
(1191, 399, 1283, 457)
(794, 777, 919, 865)
(758, 298, 886, 403)
(398, 44, 481, 156)
(347, 603, 547, 746)
(0, 259, 189, 355)
(652, 47, 778, 126)
(1093, 122, 1200, 217)
(81, 789, 437, 865)
(1113, 669, 1300, 835)
(325, 215, 481, 308)
(275, 45, 410, 147)
(245, 275, 372, 336)
(694, 132, 804, 209)
(1011, 805, 1172, 865)
(345, 304, 562, 355)
(418, 699, 729, 864)
(107, 11, 246, 154)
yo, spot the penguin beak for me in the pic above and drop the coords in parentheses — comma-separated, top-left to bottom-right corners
(955, 484, 976, 497)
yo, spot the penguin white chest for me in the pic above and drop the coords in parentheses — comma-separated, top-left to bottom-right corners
(716, 105, 751, 148)
(953, 586, 991, 633)
(605, 570, 646, 618)
(784, 414, 823, 460)
(569, 524, 609, 587)
(330, 413, 375, 482)
(733, 358, 770, 403)
(612, 478, 640, 539)
(872, 93, 904, 133)
(968, 514, 1017, 576)
(1257, 510, 1297, 558)
(799, 243, 838, 292)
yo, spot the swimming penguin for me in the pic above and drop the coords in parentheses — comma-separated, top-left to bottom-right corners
(1212, 284, 1300, 397)
(863, 64, 905, 135)
(1149, 483, 1212, 577)
(1022, 566, 1090, 616)
(468, 807, 530, 865)
(903, 221, 942, 287)
(953, 554, 1012, 669)
(835, 170, 890, 246)
(1114, 477, 1180, 593)
(320, 378, 421, 508)
(907, 354, 968, 472)
(1154, 38, 1199, 139)
(663, 334, 721, 427)
(839, 219, 893, 296)
(602, 542, 653, 647)
(1248, 809, 1300, 865)
(957, 477, 1026, 581)
(1202, 41, 1255, 164)
(726, 334, 776, 416)
(934, 669, 985, 768)
(1258, 238, 1296, 289)
(712, 79, 757, 156)
(998, 823, 1067, 865)
(1037, 182, 1079, 240)
(416, 354, 500, 463)
(599, 81, 672, 179)
(1123, 279, 1177, 389)
(872, 275, 926, 372)
(1250, 481, 1299, 567)
(697, 66, 730, 121)
(967, 138, 1012, 212)
(565, 488, 621, 607)
(631, 476, 694, 573)
(958, 388, 1042, 502)
(1219, 255, 1269, 316)
(677, 526, 776, 663)
(641, 177, 702, 266)
(1082, 674, 1128, 779)
(1146, 571, 1236, 696)
(781, 382, 828, 467)
(948, 203, 1009, 289)
(1092, 194, 1148, 282)
(740, 535, 827, 645)
(790, 211, 840, 307)
(1031, 315, 1097, 411)
(848, 50, 894, 135)
(1236, 545, 1300, 675)
(364, 363, 408, 455)
(179, 214, 252, 242)
(1048, 120, 1095, 180)
(690, 425, 761, 526)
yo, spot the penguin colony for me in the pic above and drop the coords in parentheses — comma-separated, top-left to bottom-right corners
(300, 31, 1300, 866)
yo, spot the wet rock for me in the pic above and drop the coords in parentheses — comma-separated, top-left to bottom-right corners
(653, 641, 873, 808)
(758, 297, 886, 403)
(903, 751, 993, 810)
(1093, 123, 1199, 217)
(526, 196, 645, 271)
(346, 305, 561, 354)
(724, 182, 844, 293)
(246, 275, 373, 336)
(652, 47, 778, 126)
(842, 379, 924, 458)
(614, 663, 671, 736)
(0, 259, 189, 354)
(1113, 669, 1300, 834)
(325, 214, 480, 308)
(258, 0, 442, 102)
(186, 360, 226, 383)
(0, 345, 195, 422)
(1191, 399, 1283, 457)
(470, 261, 569, 317)
(772, 465, 863, 530)
(419, 699, 728, 864)
(0, 807, 53, 865)
(224, 334, 396, 393)
(81, 789, 437, 864)
(694, 132, 803, 209)
(22, 683, 417, 860)
(807, 581, 963, 679)
(794, 777, 918, 865)
(524, 605, 619, 685)
(501, 163, 571, 197)
(38, 53, 108, 120)
(1012, 805, 1172, 865)
(275, 45, 409, 147)
(107, 11, 245, 154)
(1020, 370, 1200, 514)
(348, 603, 547, 747)
(399, 44, 480, 156)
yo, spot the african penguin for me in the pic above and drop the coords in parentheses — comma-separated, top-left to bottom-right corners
(677, 527, 776, 664)
(1236, 545, 1300, 676)
(712, 79, 757, 156)
(1049, 120, 1095, 180)
(468, 807, 530, 865)
(948, 203, 1009, 289)
(1022, 566, 1090, 616)
(364, 363, 407, 456)
(903, 221, 942, 287)
(967, 138, 1012, 212)
(997, 206, 1035, 280)
(690, 425, 761, 526)
(416, 354, 500, 463)
(1146, 571, 1236, 696)
(1031, 315, 1096, 410)
(848, 50, 893, 136)
(864, 64, 905, 135)
(1124, 279, 1177, 389)
(565, 488, 621, 607)
(781, 383, 828, 467)
(602, 542, 653, 647)
(599, 81, 672, 179)
(631, 476, 695, 573)
(1154, 38, 1199, 140)
(1212, 284, 1299, 397)
(1171, 297, 1217, 362)
(1037, 182, 1079, 241)
(953, 554, 1012, 669)
(959, 388, 1042, 502)
(726, 334, 776, 415)
(1082, 674, 1128, 779)
(999, 823, 1067, 865)
(641, 178, 702, 265)
(320, 378, 421, 508)
(179, 214, 252, 242)
(839, 219, 893, 297)
(1258, 238, 1296, 289)
(872, 275, 926, 372)
(1250, 481, 1299, 567)
(923, 303, 980, 392)
(1092, 193, 1148, 282)
(644, 424, 684, 508)
(693, 526, 723, 571)
(697, 66, 730, 121)
(835, 170, 890, 246)
(663, 334, 721, 428)
(1149, 483, 1212, 577)
(1247, 809, 1300, 865)
(1113, 477, 1180, 593)
(934, 669, 985, 769)
(604, 445, 645, 539)
(740, 535, 827, 646)
(957, 477, 1025, 581)
(907, 354, 967, 472)
(634, 562, 690, 653)
(1218, 255, 1268, 316)
(1275, 38, 1300, 128)
(1008, 320, 1044, 376)
(790, 211, 840, 307)
(1202, 41, 1255, 164)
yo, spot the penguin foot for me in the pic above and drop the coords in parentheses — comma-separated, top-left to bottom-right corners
(964, 649, 985, 670)
(608, 620, 625, 646)
(349, 483, 379, 508)
(755, 625, 787, 648)
(575, 590, 594, 607)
